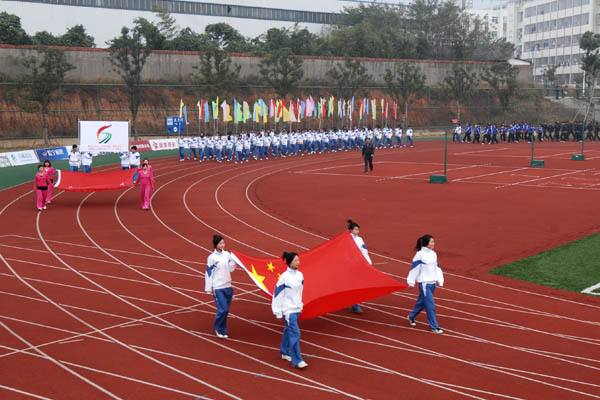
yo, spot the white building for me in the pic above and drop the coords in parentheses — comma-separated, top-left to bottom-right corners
(469, 6, 510, 39)
(0, 0, 410, 46)
(509, 0, 593, 84)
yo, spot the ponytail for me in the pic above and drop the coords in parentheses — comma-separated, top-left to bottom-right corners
(347, 219, 360, 230)
(415, 234, 434, 251)
(281, 251, 299, 266)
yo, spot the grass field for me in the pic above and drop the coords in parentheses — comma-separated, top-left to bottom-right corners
(492, 233, 600, 295)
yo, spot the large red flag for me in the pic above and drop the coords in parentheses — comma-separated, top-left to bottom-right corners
(55, 169, 138, 192)
(233, 232, 406, 320)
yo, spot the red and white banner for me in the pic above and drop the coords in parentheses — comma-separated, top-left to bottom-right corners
(233, 232, 406, 320)
(149, 138, 178, 151)
(131, 140, 151, 152)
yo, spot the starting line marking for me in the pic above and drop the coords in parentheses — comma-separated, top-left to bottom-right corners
(581, 282, 600, 296)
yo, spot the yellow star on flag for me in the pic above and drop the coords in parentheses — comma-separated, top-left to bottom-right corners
(250, 264, 267, 292)
(267, 262, 276, 272)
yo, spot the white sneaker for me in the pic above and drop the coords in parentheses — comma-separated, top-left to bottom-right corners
(215, 331, 228, 339)
(43, 206, 47, 210)
(408, 316, 416, 327)
(295, 361, 308, 369)
(432, 328, 444, 334)
(281, 354, 292, 361)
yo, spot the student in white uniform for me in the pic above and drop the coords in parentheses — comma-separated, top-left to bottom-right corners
(177, 136, 185, 161)
(119, 151, 130, 170)
(129, 146, 141, 169)
(406, 126, 414, 147)
(81, 151, 93, 173)
(205, 235, 238, 338)
(68, 145, 81, 172)
(407, 234, 444, 334)
(272, 251, 307, 369)
(347, 219, 372, 313)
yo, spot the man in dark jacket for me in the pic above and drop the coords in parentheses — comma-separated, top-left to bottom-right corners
(362, 138, 374, 173)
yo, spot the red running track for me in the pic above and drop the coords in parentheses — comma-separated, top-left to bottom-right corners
(1, 141, 600, 400)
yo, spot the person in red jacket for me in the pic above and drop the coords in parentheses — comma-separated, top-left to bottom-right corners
(33, 165, 51, 211)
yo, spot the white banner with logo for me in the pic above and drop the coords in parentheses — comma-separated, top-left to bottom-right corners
(3, 150, 39, 166)
(79, 121, 129, 153)
(149, 138, 178, 151)
(0, 153, 12, 168)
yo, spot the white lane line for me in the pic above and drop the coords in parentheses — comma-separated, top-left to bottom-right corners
(0, 384, 53, 400)
(453, 167, 530, 182)
(495, 169, 594, 189)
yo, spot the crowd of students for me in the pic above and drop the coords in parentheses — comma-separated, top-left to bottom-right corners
(176, 127, 415, 163)
(453, 121, 600, 144)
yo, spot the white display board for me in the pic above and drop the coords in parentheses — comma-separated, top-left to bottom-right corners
(79, 121, 129, 153)
(3, 150, 39, 166)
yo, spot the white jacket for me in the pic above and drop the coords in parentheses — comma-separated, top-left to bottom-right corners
(81, 152, 93, 166)
(129, 151, 141, 167)
(205, 250, 237, 292)
(68, 151, 81, 167)
(407, 247, 444, 287)
(271, 267, 304, 318)
(352, 234, 372, 265)
(119, 152, 130, 167)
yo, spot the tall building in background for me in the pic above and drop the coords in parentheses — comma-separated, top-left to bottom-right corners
(494, 0, 592, 85)
(518, 0, 591, 85)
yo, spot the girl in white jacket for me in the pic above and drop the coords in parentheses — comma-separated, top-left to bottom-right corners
(407, 234, 444, 334)
(205, 235, 237, 339)
(348, 219, 372, 313)
(272, 251, 307, 369)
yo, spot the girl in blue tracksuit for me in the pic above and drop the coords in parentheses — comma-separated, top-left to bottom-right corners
(407, 234, 444, 334)
(272, 251, 307, 369)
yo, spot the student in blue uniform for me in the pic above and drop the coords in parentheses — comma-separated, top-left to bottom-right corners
(407, 234, 444, 334)
(272, 251, 307, 369)
(205, 235, 238, 339)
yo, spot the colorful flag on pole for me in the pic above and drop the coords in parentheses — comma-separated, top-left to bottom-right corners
(179, 98, 184, 118)
(221, 100, 232, 122)
(243, 101, 250, 123)
(371, 98, 377, 120)
(212, 97, 219, 120)
(204, 100, 210, 122)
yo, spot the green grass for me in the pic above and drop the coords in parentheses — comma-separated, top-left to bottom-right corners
(492, 233, 600, 295)
(0, 149, 178, 190)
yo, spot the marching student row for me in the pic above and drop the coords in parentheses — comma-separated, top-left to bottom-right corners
(205, 222, 444, 370)
(176, 127, 415, 163)
(453, 122, 600, 144)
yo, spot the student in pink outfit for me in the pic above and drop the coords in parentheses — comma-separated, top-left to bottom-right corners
(142, 158, 152, 172)
(34, 165, 51, 211)
(137, 163, 154, 210)
(42, 160, 56, 205)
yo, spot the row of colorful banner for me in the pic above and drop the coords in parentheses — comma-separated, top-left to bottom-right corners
(178, 97, 404, 124)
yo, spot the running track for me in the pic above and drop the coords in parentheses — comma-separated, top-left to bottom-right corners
(1, 141, 599, 399)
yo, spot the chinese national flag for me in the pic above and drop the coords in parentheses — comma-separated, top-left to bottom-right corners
(233, 232, 406, 320)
